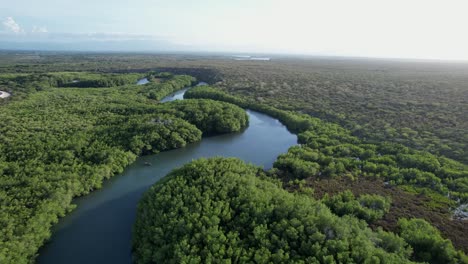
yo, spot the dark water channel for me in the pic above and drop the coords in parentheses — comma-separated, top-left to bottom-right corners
(37, 86, 297, 264)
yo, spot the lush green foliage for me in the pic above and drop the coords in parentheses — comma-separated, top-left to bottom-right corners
(185, 85, 468, 257)
(2, 52, 466, 164)
(56, 72, 143, 88)
(322, 191, 391, 223)
(139, 74, 194, 101)
(1, 53, 467, 262)
(186, 86, 468, 203)
(155, 99, 249, 135)
(133, 157, 414, 264)
(0, 73, 247, 263)
(0, 72, 144, 101)
(398, 218, 468, 263)
(208, 59, 468, 166)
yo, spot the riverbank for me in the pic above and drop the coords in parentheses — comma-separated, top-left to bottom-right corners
(184, 85, 468, 254)
(37, 89, 296, 264)
(0, 74, 212, 263)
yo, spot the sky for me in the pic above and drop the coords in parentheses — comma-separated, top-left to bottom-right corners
(1, 0, 468, 60)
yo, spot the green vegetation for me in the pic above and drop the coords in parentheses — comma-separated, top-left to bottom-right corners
(133, 158, 414, 264)
(186, 86, 468, 203)
(186, 85, 468, 255)
(398, 218, 468, 263)
(210, 60, 468, 166)
(0, 72, 247, 263)
(322, 191, 392, 223)
(56, 72, 142, 88)
(134, 158, 467, 263)
(1, 52, 466, 165)
(1, 53, 467, 263)
(0, 72, 143, 101)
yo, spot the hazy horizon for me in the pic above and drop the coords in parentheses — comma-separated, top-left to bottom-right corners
(1, 0, 468, 61)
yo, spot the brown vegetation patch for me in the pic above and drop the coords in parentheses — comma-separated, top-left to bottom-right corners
(287, 176, 468, 253)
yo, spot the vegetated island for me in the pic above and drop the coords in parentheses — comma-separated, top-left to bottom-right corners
(0, 72, 248, 263)
(0, 54, 467, 264)
(133, 157, 467, 263)
(136, 85, 468, 263)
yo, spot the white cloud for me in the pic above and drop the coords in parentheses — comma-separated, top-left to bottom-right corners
(32, 25, 48, 33)
(2, 17, 23, 33)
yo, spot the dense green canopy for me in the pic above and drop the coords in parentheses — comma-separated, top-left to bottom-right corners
(1, 68, 467, 263)
(184, 85, 468, 262)
(186, 86, 468, 202)
(0, 73, 248, 263)
(133, 157, 416, 264)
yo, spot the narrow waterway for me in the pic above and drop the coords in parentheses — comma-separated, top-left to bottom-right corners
(37, 86, 297, 264)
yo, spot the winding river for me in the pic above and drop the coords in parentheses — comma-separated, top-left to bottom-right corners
(37, 86, 297, 264)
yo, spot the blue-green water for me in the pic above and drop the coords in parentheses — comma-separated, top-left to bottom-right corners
(37, 88, 297, 264)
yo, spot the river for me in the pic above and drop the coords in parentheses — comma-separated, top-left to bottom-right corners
(37, 86, 297, 264)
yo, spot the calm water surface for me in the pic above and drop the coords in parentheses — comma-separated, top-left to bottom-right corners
(37, 86, 297, 264)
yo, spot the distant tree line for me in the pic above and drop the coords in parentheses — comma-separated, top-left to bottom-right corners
(185, 86, 468, 203)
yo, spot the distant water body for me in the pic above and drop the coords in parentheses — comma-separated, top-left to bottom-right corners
(232, 55, 271, 61)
